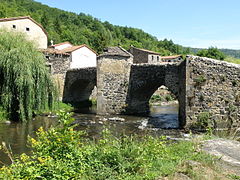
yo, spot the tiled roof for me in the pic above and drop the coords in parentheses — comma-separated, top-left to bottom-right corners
(51, 41, 72, 47)
(101, 46, 132, 57)
(60, 44, 97, 54)
(40, 48, 70, 56)
(161, 55, 182, 60)
(130, 47, 160, 55)
(0, 16, 48, 36)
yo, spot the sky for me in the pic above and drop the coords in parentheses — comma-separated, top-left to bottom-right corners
(36, 0, 240, 49)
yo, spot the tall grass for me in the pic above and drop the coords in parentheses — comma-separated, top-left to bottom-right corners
(0, 30, 57, 121)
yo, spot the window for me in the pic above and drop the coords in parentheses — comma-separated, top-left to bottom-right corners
(26, 27, 30, 31)
(157, 56, 159, 61)
(152, 55, 154, 61)
(12, 25, 16, 29)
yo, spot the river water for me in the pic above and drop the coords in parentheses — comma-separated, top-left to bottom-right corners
(0, 104, 182, 166)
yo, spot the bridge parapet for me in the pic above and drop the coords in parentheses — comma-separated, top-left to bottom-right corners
(186, 56, 240, 129)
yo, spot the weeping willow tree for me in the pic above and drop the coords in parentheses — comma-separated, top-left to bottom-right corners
(0, 30, 57, 122)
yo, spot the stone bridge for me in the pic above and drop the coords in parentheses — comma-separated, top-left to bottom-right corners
(62, 53, 240, 129)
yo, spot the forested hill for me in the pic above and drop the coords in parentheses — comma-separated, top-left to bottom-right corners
(0, 0, 191, 54)
(191, 48, 240, 59)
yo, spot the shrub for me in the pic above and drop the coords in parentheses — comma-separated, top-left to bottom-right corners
(0, 112, 215, 179)
(197, 112, 211, 129)
(194, 75, 207, 86)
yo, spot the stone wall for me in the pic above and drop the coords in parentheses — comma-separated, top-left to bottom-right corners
(129, 47, 161, 64)
(97, 55, 133, 114)
(44, 52, 70, 98)
(186, 56, 240, 129)
(129, 47, 148, 63)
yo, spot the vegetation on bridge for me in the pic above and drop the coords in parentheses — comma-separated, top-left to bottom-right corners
(0, 30, 56, 122)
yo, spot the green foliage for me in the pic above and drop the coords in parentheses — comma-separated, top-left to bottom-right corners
(0, 30, 57, 121)
(0, 106, 8, 123)
(225, 56, 240, 64)
(150, 95, 163, 103)
(194, 75, 207, 86)
(196, 47, 226, 60)
(0, 112, 215, 179)
(196, 112, 212, 130)
(165, 94, 174, 102)
(0, 0, 192, 55)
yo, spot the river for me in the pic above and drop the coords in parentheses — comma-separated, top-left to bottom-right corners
(0, 104, 183, 166)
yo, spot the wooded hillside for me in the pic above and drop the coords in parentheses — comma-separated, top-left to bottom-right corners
(0, 0, 191, 54)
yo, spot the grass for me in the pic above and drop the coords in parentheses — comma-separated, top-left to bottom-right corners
(0, 111, 233, 180)
(225, 56, 240, 64)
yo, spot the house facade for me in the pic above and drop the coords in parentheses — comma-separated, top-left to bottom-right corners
(129, 46, 161, 64)
(51, 42, 97, 69)
(0, 16, 48, 49)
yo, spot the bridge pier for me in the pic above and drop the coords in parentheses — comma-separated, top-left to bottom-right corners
(97, 47, 133, 114)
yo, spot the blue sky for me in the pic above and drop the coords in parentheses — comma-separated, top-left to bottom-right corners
(37, 0, 240, 49)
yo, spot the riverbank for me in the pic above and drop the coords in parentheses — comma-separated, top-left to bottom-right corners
(0, 102, 73, 124)
(0, 112, 239, 179)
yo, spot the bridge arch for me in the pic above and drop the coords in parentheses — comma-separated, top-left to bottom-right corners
(63, 68, 96, 107)
(126, 63, 186, 128)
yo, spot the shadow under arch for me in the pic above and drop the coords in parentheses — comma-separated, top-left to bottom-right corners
(62, 68, 96, 107)
(126, 62, 186, 128)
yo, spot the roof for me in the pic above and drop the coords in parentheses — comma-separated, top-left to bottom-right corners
(51, 41, 73, 48)
(40, 48, 70, 56)
(130, 46, 160, 55)
(0, 16, 48, 36)
(161, 55, 182, 60)
(101, 46, 133, 57)
(60, 44, 97, 55)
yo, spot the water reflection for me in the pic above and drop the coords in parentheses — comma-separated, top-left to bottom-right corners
(0, 104, 180, 166)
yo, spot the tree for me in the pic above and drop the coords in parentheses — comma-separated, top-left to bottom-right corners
(197, 47, 226, 60)
(0, 30, 56, 121)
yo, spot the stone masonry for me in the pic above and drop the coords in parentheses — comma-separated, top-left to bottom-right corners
(43, 52, 70, 98)
(186, 56, 240, 129)
(97, 47, 133, 114)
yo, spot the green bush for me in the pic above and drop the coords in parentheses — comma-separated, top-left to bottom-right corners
(165, 94, 174, 102)
(0, 111, 214, 179)
(150, 95, 163, 103)
(196, 112, 211, 130)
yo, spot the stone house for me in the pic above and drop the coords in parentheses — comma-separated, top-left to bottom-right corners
(0, 16, 48, 49)
(51, 42, 97, 69)
(128, 46, 161, 64)
(161, 55, 183, 62)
